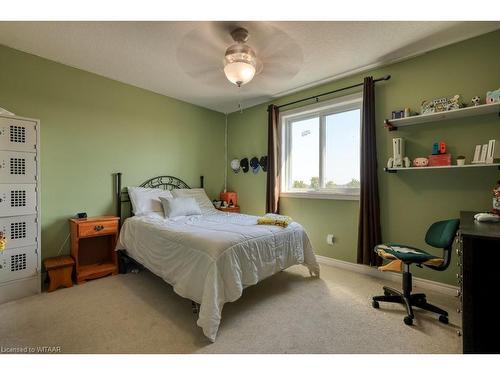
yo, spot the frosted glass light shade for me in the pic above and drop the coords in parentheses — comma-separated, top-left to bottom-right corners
(224, 61, 256, 87)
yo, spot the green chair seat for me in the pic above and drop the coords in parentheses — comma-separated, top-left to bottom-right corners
(375, 243, 443, 264)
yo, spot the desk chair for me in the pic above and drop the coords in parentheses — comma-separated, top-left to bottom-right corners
(372, 219, 460, 326)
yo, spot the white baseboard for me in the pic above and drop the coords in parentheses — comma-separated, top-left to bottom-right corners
(315, 255, 457, 296)
(0, 275, 41, 304)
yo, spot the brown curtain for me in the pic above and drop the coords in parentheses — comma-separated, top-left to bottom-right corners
(266, 104, 280, 214)
(357, 77, 382, 266)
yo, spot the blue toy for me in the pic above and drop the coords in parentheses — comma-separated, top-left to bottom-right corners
(487, 88, 500, 104)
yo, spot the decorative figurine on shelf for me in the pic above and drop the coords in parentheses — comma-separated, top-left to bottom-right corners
(486, 88, 500, 104)
(421, 94, 463, 114)
(413, 157, 429, 167)
(457, 155, 466, 166)
(471, 96, 481, 107)
(0, 231, 6, 252)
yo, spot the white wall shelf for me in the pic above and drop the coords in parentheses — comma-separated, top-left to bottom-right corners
(385, 163, 500, 173)
(384, 102, 500, 130)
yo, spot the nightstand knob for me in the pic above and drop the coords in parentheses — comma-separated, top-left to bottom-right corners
(94, 224, 104, 231)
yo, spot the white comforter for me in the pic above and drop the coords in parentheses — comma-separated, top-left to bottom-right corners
(116, 212, 320, 341)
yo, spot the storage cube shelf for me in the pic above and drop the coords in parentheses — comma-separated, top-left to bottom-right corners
(0, 114, 41, 304)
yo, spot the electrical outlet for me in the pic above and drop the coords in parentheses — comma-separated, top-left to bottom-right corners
(326, 234, 335, 245)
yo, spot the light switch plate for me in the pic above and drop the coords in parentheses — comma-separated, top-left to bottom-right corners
(327, 234, 335, 245)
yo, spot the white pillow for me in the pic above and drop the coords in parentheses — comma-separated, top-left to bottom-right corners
(171, 188, 216, 215)
(127, 186, 173, 216)
(160, 197, 201, 218)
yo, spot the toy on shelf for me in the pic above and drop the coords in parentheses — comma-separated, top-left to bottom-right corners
(471, 96, 481, 106)
(486, 88, 500, 104)
(413, 157, 429, 167)
(387, 138, 410, 168)
(421, 94, 464, 114)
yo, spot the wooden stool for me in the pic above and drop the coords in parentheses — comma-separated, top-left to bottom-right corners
(44, 256, 75, 292)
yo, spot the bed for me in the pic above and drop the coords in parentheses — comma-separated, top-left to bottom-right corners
(114, 173, 319, 342)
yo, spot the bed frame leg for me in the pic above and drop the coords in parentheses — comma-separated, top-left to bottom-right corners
(191, 301, 200, 315)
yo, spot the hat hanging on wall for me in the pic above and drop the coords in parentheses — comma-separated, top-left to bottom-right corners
(240, 157, 249, 173)
(250, 157, 260, 174)
(259, 156, 268, 172)
(230, 159, 241, 173)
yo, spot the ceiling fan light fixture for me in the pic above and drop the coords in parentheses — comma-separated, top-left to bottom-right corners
(223, 57, 256, 87)
(223, 28, 259, 87)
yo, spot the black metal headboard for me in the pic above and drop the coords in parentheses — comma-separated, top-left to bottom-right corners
(114, 172, 204, 222)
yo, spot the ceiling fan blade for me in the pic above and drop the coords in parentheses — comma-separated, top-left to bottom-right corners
(176, 22, 229, 83)
(244, 22, 304, 80)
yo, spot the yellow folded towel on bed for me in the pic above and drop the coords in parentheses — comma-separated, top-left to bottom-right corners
(257, 213, 293, 228)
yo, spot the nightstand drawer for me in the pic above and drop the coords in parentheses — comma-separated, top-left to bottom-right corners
(78, 221, 118, 238)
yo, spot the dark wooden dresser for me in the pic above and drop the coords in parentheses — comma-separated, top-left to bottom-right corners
(458, 211, 500, 353)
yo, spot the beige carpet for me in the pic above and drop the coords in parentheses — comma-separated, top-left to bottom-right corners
(0, 263, 461, 353)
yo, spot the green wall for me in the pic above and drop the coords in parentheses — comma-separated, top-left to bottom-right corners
(227, 30, 500, 285)
(0, 45, 226, 261)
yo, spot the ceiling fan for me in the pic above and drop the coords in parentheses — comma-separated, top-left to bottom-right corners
(176, 22, 303, 88)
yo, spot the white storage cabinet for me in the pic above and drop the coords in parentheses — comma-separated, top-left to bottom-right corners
(0, 114, 41, 303)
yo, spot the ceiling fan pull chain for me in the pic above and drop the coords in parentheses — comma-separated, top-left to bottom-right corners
(237, 85, 244, 113)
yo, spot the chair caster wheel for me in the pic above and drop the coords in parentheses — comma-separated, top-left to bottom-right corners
(372, 300, 379, 309)
(439, 315, 449, 324)
(404, 316, 413, 326)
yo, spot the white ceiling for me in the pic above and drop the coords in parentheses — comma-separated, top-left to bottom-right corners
(0, 21, 498, 113)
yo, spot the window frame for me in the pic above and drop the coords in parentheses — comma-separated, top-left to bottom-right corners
(280, 92, 363, 201)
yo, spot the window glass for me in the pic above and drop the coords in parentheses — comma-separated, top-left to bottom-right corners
(290, 117, 319, 189)
(324, 109, 360, 190)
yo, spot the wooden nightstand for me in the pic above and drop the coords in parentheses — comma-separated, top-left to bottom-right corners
(69, 216, 119, 284)
(217, 206, 240, 213)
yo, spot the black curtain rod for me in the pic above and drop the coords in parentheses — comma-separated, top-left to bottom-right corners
(275, 74, 391, 110)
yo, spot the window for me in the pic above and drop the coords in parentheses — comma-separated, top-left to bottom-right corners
(281, 93, 362, 200)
